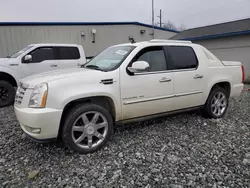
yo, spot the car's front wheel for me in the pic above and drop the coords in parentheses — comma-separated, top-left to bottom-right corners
(62, 104, 113, 154)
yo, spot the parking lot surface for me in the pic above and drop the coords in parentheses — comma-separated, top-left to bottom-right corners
(0, 87, 250, 188)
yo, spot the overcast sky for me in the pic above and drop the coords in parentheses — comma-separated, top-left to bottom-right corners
(0, 0, 250, 29)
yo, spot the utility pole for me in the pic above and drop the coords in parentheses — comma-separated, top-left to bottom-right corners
(159, 9, 162, 27)
(152, 0, 155, 38)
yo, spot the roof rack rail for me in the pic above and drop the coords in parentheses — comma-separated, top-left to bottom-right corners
(149, 39, 192, 43)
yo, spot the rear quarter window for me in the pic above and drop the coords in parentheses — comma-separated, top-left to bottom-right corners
(167, 46, 198, 70)
(58, 47, 80, 60)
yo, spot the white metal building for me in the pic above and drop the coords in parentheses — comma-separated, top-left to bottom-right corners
(0, 22, 177, 58)
(171, 18, 250, 83)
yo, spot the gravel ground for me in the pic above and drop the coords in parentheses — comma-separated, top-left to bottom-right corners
(1, 87, 250, 188)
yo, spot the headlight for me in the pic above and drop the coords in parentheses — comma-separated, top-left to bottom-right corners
(29, 83, 48, 108)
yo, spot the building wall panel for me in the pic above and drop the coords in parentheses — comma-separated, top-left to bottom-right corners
(0, 24, 176, 58)
(195, 35, 250, 82)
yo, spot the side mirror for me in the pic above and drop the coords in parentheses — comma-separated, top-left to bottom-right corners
(127, 61, 150, 73)
(23, 55, 32, 63)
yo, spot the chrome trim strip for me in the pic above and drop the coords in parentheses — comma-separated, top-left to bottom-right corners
(123, 91, 203, 105)
(134, 68, 197, 76)
(124, 95, 175, 105)
(175, 91, 203, 97)
(171, 68, 197, 72)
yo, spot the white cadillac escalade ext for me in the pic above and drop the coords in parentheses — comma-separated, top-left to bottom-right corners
(14, 40, 245, 154)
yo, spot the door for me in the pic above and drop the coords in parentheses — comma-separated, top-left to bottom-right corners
(21, 47, 58, 76)
(166, 46, 205, 110)
(55, 47, 80, 69)
(120, 46, 174, 120)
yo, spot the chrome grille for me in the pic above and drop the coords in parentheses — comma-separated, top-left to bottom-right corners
(15, 85, 27, 105)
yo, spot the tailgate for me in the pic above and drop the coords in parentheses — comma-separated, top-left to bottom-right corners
(221, 61, 242, 66)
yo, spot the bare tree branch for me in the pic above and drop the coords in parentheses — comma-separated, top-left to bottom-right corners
(178, 24, 186, 31)
(161, 20, 186, 31)
(163, 20, 177, 30)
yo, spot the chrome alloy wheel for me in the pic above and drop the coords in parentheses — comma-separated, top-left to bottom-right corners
(71, 111, 108, 149)
(211, 92, 227, 117)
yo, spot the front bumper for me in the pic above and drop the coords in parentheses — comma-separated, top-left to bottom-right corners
(14, 106, 63, 140)
(25, 133, 57, 143)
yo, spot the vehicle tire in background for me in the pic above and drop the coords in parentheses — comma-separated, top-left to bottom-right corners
(62, 103, 113, 154)
(203, 86, 229, 119)
(0, 80, 16, 108)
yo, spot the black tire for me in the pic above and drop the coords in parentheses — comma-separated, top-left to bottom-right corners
(203, 86, 229, 119)
(62, 103, 113, 154)
(0, 80, 16, 108)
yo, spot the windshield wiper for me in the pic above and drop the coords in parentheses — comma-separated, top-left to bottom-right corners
(84, 65, 104, 71)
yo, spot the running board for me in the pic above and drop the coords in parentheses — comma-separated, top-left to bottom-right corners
(116, 106, 203, 125)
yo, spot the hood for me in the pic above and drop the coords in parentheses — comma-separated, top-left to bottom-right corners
(0, 58, 10, 62)
(21, 67, 98, 88)
(0, 58, 10, 65)
(0, 58, 17, 67)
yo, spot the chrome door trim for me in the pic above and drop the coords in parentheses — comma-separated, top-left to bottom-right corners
(123, 91, 203, 105)
(123, 94, 175, 105)
(174, 91, 203, 97)
(133, 68, 197, 76)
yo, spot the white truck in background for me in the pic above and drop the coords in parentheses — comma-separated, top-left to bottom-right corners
(0, 43, 86, 107)
(14, 39, 245, 154)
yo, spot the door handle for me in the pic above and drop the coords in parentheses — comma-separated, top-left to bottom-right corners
(159, 77, 171, 83)
(50, 64, 58, 67)
(194, 74, 203, 79)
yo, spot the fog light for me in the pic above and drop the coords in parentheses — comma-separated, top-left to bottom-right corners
(24, 125, 41, 134)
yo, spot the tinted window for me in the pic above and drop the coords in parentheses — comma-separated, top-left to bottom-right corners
(30, 47, 54, 63)
(167, 46, 198, 70)
(133, 47, 167, 72)
(58, 47, 80, 60)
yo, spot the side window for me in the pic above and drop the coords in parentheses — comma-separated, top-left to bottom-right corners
(57, 47, 80, 60)
(29, 47, 54, 63)
(167, 46, 198, 70)
(133, 46, 167, 72)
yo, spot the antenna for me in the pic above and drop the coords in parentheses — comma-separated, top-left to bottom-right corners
(151, 0, 155, 38)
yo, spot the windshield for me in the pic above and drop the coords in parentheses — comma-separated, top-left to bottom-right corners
(84, 45, 135, 71)
(10, 45, 34, 58)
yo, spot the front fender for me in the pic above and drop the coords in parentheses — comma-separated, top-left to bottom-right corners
(47, 82, 122, 120)
(0, 66, 20, 84)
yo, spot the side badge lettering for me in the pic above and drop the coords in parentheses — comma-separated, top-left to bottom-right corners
(122, 96, 144, 100)
(9, 64, 19, 66)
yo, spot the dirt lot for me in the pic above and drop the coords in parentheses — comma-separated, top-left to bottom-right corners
(0, 87, 250, 188)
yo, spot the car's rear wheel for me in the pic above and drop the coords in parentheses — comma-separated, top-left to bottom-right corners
(0, 80, 15, 108)
(203, 87, 229, 119)
(62, 104, 113, 154)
